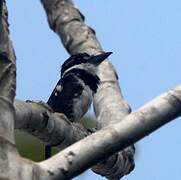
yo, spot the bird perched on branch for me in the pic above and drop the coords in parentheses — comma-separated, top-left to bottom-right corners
(45, 51, 112, 159)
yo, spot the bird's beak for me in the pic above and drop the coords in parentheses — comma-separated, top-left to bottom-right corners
(89, 52, 112, 65)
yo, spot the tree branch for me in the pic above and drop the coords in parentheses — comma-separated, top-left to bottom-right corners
(40, 0, 134, 178)
(38, 85, 181, 180)
(14, 100, 90, 148)
(0, 0, 16, 145)
(0, 1, 38, 179)
(0, 2, 50, 179)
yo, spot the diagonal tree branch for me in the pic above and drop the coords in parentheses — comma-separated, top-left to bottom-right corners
(40, 0, 134, 178)
(38, 85, 181, 180)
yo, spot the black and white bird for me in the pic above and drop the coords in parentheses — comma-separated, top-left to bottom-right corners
(45, 51, 112, 158)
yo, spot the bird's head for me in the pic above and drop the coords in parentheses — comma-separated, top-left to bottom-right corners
(61, 52, 112, 77)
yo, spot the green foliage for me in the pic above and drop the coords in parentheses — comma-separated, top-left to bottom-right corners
(15, 130, 58, 161)
(15, 130, 45, 162)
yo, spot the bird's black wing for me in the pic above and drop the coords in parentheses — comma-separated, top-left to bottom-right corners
(47, 73, 83, 121)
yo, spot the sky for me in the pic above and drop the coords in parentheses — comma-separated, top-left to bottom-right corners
(7, 0, 181, 179)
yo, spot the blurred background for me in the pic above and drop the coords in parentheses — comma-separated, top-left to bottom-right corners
(8, 0, 181, 179)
